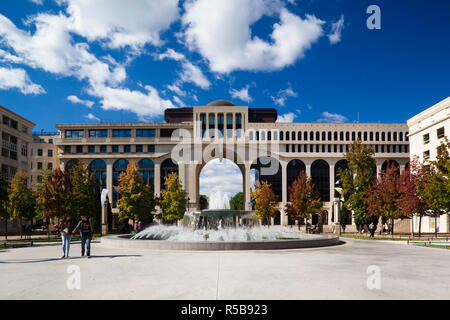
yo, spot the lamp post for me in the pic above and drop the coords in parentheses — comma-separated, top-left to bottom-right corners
(335, 180, 343, 236)
(186, 196, 190, 212)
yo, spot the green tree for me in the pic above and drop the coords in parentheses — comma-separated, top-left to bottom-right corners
(251, 181, 278, 225)
(199, 194, 209, 210)
(8, 171, 36, 238)
(36, 168, 71, 220)
(160, 172, 187, 222)
(69, 162, 100, 220)
(340, 139, 377, 231)
(0, 178, 10, 239)
(285, 172, 323, 229)
(229, 192, 244, 210)
(116, 161, 156, 222)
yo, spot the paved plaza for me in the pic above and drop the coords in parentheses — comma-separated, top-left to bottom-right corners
(0, 239, 449, 300)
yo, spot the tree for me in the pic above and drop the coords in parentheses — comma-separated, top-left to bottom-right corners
(69, 162, 100, 221)
(160, 172, 187, 223)
(199, 194, 209, 210)
(286, 172, 323, 230)
(397, 158, 430, 237)
(34, 168, 54, 237)
(8, 171, 36, 238)
(251, 181, 278, 225)
(340, 140, 377, 231)
(422, 138, 450, 213)
(116, 161, 156, 222)
(36, 168, 71, 220)
(367, 164, 405, 235)
(0, 178, 10, 240)
(229, 192, 243, 210)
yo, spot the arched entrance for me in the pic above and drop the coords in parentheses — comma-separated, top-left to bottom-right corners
(89, 159, 106, 189)
(382, 160, 400, 174)
(198, 159, 244, 210)
(161, 158, 178, 190)
(311, 159, 330, 202)
(287, 159, 306, 191)
(251, 156, 282, 202)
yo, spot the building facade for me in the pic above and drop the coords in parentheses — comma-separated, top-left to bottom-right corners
(0, 105, 35, 183)
(408, 97, 450, 233)
(30, 133, 59, 187)
(55, 100, 410, 231)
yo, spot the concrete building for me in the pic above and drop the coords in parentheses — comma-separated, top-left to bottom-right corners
(30, 133, 59, 187)
(0, 105, 35, 182)
(55, 100, 410, 232)
(408, 97, 450, 233)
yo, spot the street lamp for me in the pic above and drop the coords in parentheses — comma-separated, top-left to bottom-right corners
(335, 180, 343, 236)
(186, 196, 190, 212)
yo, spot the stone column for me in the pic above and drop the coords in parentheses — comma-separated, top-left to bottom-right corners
(154, 159, 161, 197)
(106, 162, 113, 206)
(281, 161, 288, 226)
(329, 163, 335, 225)
(244, 162, 251, 211)
(305, 163, 311, 178)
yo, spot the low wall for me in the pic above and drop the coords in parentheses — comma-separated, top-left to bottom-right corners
(101, 234, 340, 251)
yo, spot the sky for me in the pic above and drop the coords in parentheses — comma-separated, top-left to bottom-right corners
(1, 0, 449, 200)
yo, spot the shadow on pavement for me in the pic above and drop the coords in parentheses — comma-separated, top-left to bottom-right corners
(0, 254, 142, 264)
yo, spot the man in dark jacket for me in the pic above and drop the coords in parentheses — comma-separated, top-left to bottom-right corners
(73, 215, 94, 258)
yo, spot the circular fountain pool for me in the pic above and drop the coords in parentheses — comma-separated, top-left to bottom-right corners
(101, 225, 340, 251)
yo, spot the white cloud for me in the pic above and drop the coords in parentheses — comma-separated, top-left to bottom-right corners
(229, 85, 252, 103)
(182, 0, 325, 73)
(271, 85, 298, 106)
(173, 96, 187, 108)
(167, 84, 187, 97)
(158, 48, 185, 61)
(328, 15, 344, 44)
(199, 159, 243, 198)
(0, 67, 45, 95)
(276, 112, 296, 123)
(317, 112, 348, 123)
(179, 61, 211, 89)
(85, 113, 100, 121)
(0, 12, 173, 119)
(88, 85, 175, 120)
(29, 0, 44, 4)
(67, 95, 94, 108)
(59, 0, 179, 49)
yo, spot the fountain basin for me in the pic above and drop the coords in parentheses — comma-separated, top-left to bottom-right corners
(101, 233, 340, 251)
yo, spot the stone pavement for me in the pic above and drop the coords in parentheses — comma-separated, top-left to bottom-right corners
(0, 239, 448, 300)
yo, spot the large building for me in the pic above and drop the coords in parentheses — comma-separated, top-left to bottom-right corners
(1, 105, 35, 182)
(55, 100, 410, 231)
(30, 133, 59, 187)
(408, 97, 450, 233)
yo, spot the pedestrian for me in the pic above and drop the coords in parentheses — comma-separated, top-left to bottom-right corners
(137, 221, 143, 233)
(73, 215, 94, 258)
(58, 215, 75, 258)
(369, 222, 376, 238)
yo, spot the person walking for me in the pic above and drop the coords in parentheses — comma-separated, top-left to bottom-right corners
(137, 221, 143, 233)
(369, 222, 376, 238)
(73, 215, 94, 258)
(58, 215, 75, 258)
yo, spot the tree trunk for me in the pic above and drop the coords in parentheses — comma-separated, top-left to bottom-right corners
(4, 219, 7, 241)
(418, 215, 422, 238)
(391, 219, 394, 236)
(19, 217, 23, 239)
(47, 217, 50, 239)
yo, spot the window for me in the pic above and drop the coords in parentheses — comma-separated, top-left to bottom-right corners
(148, 145, 155, 153)
(100, 145, 107, 153)
(369, 132, 374, 141)
(376, 132, 379, 141)
(328, 132, 332, 141)
(334, 132, 338, 141)
(423, 150, 430, 160)
(200, 114, 207, 138)
(76, 145, 83, 153)
(352, 132, 356, 141)
(286, 131, 290, 141)
(48, 163, 53, 170)
(136, 129, 156, 138)
(437, 127, 445, 139)
(37, 162, 43, 170)
(88, 146, 95, 153)
(226, 114, 233, 138)
(381, 132, 385, 141)
(218, 114, 224, 138)
(235, 114, 242, 138)
(208, 114, 215, 138)
(387, 132, 391, 141)
(112, 145, 119, 153)
(399, 132, 403, 141)
(48, 149, 53, 157)
(285, 145, 289, 152)
(89, 129, 108, 138)
(345, 132, 350, 141)
(136, 145, 143, 153)
(292, 144, 295, 152)
(113, 129, 131, 138)
(364, 132, 368, 141)
(423, 133, 430, 144)
(316, 132, 320, 141)
(39, 139, 45, 143)
(393, 132, 397, 141)
(280, 131, 284, 141)
(37, 149, 43, 156)
(124, 145, 131, 153)
(249, 131, 254, 141)
(49, 139, 53, 144)
(66, 130, 84, 138)
(160, 129, 177, 138)
(64, 146, 71, 154)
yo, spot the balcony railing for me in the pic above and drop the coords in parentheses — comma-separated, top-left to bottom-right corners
(2, 140, 17, 151)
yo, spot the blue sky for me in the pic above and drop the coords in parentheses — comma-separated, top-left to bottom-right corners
(1, 0, 449, 133)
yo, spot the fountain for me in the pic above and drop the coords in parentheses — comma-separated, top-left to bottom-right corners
(101, 191, 340, 250)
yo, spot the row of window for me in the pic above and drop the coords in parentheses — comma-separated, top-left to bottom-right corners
(36, 149, 53, 157)
(63, 145, 156, 154)
(423, 127, 445, 144)
(200, 113, 242, 138)
(249, 130, 409, 142)
(32, 161, 53, 171)
(2, 115, 29, 134)
(284, 144, 410, 154)
(65, 129, 158, 139)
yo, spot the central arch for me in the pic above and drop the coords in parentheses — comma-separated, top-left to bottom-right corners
(198, 159, 244, 210)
